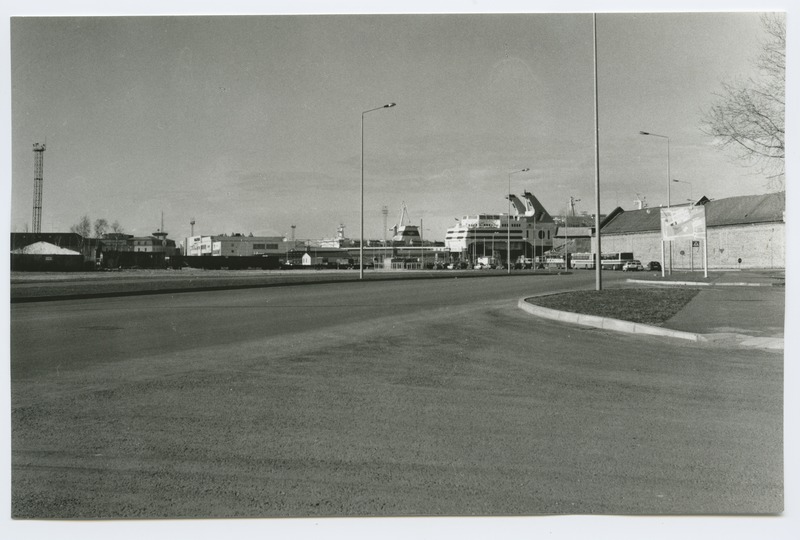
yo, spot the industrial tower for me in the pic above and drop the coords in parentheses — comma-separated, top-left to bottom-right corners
(32, 143, 46, 233)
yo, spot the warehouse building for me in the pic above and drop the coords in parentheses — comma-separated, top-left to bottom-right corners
(599, 192, 785, 269)
(184, 234, 296, 258)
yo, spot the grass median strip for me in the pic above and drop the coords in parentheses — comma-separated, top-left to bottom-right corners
(526, 288, 700, 326)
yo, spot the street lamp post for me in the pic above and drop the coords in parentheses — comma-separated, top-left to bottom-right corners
(361, 102, 396, 280)
(639, 131, 671, 206)
(593, 13, 602, 291)
(532, 209, 537, 272)
(420, 218, 424, 270)
(563, 211, 568, 270)
(565, 197, 580, 271)
(672, 178, 695, 272)
(492, 231, 497, 267)
(507, 168, 529, 274)
(639, 130, 671, 275)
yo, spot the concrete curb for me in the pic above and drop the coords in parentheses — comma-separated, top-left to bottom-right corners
(702, 333, 785, 350)
(517, 294, 784, 350)
(626, 278, 776, 287)
(517, 296, 705, 342)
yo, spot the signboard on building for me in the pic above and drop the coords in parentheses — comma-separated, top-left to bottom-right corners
(660, 206, 706, 241)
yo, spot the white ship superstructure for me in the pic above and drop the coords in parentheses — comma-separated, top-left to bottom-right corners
(391, 202, 421, 246)
(445, 191, 556, 265)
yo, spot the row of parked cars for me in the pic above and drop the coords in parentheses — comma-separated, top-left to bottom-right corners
(622, 260, 662, 272)
(434, 259, 662, 272)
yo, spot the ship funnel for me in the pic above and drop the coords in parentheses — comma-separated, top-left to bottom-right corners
(507, 194, 527, 216)
(522, 191, 554, 222)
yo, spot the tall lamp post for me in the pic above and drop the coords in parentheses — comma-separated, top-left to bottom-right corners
(639, 130, 671, 275)
(639, 131, 671, 206)
(361, 102, 396, 280)
(507, 168, 529, 274)
(565, 197, 580, 270)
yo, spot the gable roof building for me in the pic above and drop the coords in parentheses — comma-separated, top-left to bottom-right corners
(599, 192, 785, 270)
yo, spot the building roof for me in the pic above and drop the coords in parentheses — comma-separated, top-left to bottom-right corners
(704, 191, 785, 227)
(555, 226, 594, 237)
(600, 207, 661, 234)
(600, 192, 785, 235)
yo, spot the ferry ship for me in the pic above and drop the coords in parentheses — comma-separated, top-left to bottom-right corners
(391, 202, 421, 246)
(444, 191, 556, 266)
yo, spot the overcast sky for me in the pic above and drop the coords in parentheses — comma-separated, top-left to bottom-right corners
(6, 8, 787, 243)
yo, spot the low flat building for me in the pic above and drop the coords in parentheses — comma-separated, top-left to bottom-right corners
(185, 234, 298, 259)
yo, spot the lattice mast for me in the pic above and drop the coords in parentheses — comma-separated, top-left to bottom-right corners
(32, 143, 46, 233)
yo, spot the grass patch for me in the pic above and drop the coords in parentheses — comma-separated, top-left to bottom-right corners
(527, 287, 700, 326)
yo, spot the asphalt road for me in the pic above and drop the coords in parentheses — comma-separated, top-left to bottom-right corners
(10, 272, 783, 517)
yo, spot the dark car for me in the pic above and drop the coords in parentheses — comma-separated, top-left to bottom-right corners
(646, 261, 662, 271)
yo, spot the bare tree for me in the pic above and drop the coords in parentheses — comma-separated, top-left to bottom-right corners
(110, 220, 125, 234)
(70, 215, 92, 238)
(701, 14, 785, 188)
(94, 218, 109, 238)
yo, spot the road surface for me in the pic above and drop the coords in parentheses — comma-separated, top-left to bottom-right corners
(10, 272, 783, 517)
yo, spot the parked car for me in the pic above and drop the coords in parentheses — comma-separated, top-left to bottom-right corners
(622, 259, 644, 272)
(646, 261, 662, 271)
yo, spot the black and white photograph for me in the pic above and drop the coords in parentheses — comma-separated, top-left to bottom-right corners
(3, 1, 797, 539)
